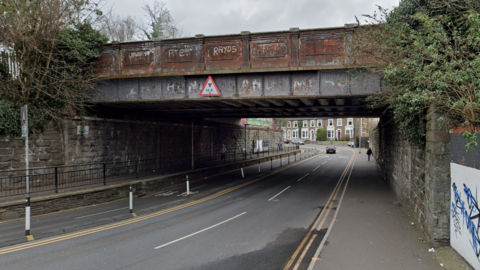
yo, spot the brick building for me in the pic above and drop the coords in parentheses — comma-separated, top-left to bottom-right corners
(278, 117, 378, 141)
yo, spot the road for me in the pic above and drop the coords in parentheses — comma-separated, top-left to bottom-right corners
(0, 146, 441, 270)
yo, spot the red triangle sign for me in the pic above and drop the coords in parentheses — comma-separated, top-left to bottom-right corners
(199, 76, 221, 97)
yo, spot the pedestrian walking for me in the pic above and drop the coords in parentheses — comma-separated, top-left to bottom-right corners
(221, 144, 227, 161)
(366, 147, 372, 161)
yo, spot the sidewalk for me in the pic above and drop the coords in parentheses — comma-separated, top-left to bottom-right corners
(309, 148, 471, 270)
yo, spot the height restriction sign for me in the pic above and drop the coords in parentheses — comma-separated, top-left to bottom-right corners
(199, 76, 221, 97)
(21, 105, 28, 139)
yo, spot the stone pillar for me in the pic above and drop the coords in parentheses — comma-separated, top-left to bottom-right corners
(424, 106, 451, 246)
(241, 31, 250, 70)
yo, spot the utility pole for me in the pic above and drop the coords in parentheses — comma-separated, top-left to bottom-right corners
(359, 117, 362, 153)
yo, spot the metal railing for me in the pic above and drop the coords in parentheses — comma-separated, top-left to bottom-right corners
(0, 145, 299, 197)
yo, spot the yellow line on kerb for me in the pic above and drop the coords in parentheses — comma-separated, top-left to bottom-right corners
(0, 151, 321, 255)
(283, 149, 356, 270)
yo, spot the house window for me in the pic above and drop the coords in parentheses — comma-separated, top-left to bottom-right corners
(301, 128, 308, 139)
(317, 120, 322, 127)
(327, 130, 334, 139)
(328, 119, 334, 127)
(294, 121, 298, 128)
(292, 130, 298, 138)
(337, 119, 342, 126)
(287, 121, 291, 128)
(345, 128, 354, 138)
(303, 121, 307, 128)
(310, 120, 315, 127)
(347, 118, 353, 126)
(281, 122, 285, 128)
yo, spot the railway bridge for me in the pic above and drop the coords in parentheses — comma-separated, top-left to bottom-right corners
(92, 25, 382, 119)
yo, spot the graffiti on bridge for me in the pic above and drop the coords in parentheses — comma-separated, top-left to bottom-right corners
(452, 182, 480, 259)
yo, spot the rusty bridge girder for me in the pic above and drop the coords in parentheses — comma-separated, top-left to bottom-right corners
(92, 25, 383, 119)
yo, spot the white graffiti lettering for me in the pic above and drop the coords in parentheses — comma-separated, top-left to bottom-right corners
(213, 45, 237, 56)
(168, 48, 193, 58)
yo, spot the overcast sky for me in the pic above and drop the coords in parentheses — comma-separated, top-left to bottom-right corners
(104, 0, 400, 37)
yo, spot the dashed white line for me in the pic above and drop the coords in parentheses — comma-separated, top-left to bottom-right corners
(268, 186, 291, 201)
(312, 165, 320, 171)
(154, 212, 247, 249)
(75, 207, 129, 219)
(191, 184, 208, 191)
(297, 173, 310, 181)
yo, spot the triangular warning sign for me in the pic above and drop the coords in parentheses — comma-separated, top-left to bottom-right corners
(199, 76, 221, 97)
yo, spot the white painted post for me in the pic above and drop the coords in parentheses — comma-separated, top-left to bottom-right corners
(258, 161, 261, 174)
(359, 118, 362, 153)
(186, 175, 190, 195)
(129, 185, 133, 213)
(25, 197, 30, 237)
(241, 168, 244, 178)
(21, 105, 31, 238)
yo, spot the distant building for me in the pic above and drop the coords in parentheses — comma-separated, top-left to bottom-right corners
(277, 117, 377, 141)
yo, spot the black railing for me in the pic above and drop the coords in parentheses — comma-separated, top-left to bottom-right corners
(0, 145, 300, 197)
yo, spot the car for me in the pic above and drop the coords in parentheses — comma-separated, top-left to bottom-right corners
(291, 138, 305, 145)
(326, 145, 336, 154)
(284, 138, 291, 144)
(348, 140, 355, 147)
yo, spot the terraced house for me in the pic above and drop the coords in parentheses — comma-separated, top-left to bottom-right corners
(279, 117, 377, 141)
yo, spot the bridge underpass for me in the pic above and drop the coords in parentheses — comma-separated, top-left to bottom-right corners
(91, 25, 382, 119)
(88, 25, 452, 252)
(0, 25, 456, 266)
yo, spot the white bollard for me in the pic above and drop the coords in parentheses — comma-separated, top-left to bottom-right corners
(241, 168, 244, 178)
(186, 175, 190, 195)
(25, 196, 31, 238)
(129, 185, 133, 213)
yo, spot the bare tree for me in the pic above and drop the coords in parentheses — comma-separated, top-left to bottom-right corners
(140, 0, 186, 40)
(100, 13, 138, 42)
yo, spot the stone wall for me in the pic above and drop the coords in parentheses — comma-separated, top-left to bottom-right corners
(0, 118, 282, 178)
(371, 107, 450, 247)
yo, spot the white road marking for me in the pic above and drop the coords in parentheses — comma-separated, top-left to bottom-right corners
(75, 207, 128, 219)
(312, 165, 320, 171)
(268, 186, 291, 201)
(177, 191, 199, 197)
(322, 161, 327, 165)
(191, 184, 208, 191)
(297, 173, 310, 181)
(155, 191, 179, 197)
(154, 212, 247, 249)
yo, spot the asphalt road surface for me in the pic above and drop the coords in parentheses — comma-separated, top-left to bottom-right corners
(0, 147, 435, 270)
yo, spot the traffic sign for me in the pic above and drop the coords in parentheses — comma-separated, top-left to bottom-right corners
(199, 76, 221, 97)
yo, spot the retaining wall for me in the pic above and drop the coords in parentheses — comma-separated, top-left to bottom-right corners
(371, 107, 450, 247)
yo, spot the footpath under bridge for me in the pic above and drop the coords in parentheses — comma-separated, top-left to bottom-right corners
(92, 25, 382, 118)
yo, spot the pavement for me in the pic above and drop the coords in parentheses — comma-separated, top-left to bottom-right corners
(0, 145, 473, 270)
(306, 145, 473, 270)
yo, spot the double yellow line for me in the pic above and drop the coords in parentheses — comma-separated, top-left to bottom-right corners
(0, 151, 321, 255)
(283, 149, 357, 270)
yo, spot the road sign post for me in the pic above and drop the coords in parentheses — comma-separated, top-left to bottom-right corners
(21, 105, 32, 239)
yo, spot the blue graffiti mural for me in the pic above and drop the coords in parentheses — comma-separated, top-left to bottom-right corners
(452, 182, 480, 259)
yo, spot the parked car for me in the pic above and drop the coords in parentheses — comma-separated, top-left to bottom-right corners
(291, 138, 305, 145)
(348, 140, 355, 148)
(326, 145, 336, 154)
(284, 138, 291, 144)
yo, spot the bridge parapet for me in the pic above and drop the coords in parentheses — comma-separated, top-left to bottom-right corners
(96, 26, 356, 79)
